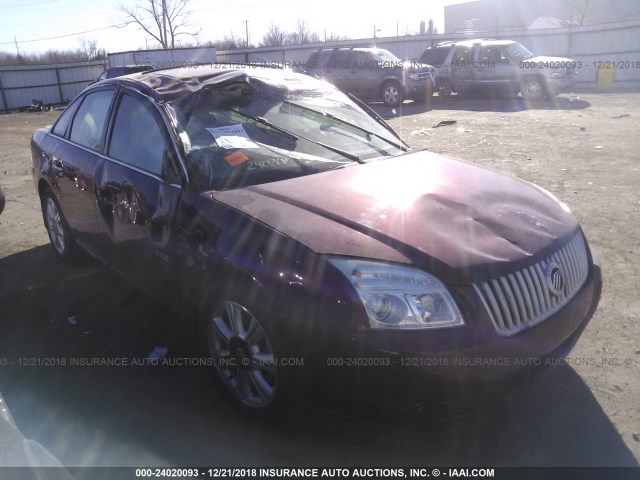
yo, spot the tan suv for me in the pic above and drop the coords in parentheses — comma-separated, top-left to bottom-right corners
(419, 39, 579, 99)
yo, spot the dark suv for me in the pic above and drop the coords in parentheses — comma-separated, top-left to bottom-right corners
(305, 48, 435, 107)
(419, 39, 578, 99)
(95, 65, 153, 83)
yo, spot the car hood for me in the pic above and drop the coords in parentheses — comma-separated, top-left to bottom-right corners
(212, 151, 578, 283)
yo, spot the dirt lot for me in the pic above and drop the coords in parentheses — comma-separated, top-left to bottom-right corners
(0, 92, 639, 469)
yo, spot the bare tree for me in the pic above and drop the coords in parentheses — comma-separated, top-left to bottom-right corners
(566, 0, 592, 25)
(285, 20, 320, 45)
(261, 22, 286, 46)
(211, 32, 245, 50)
(324, 32, 350, 42)
(79, 38, 104, 60)
(119, 0, 200, 49)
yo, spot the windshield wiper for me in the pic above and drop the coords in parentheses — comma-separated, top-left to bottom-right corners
(227, 108, 298, 142)
(227, 108, 364, 163)
(282, 100, 409, 152)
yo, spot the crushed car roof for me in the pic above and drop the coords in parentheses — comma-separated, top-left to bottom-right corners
(91, 65, 326, 102)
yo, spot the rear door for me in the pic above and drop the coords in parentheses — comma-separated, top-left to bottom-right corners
(449, 46, 475, 92)
(48, 88, 116, 242)
(95, 89, 184, 299)
(326, 50, 353, 93)
(350, 51, 378, 98)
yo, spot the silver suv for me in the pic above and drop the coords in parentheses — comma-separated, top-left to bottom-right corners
(305, 48, 435, 107)
(419, 39, 578, 99)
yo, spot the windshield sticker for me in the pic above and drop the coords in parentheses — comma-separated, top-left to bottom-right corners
(247, 158, 291, 170)
(206, 124, 259, 149)
(224, 151, 249, 166)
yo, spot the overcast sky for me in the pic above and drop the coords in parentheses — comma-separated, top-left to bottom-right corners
(0, 0, 474, 55)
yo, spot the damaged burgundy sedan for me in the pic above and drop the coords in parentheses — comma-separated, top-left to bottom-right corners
(31, 66, 601, 413)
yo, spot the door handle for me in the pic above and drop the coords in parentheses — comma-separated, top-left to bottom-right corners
(52, 158, 64, 177)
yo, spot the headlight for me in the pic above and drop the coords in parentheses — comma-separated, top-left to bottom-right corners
(329, 258, 464, 330)
(408, 72, 420, 81)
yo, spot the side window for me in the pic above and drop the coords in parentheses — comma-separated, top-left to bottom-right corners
(420, 48, 448, 67)
(452, 47, 473, 66)
(352, 51, 371, 69)
(330, 51, 352, 68)
(480, 47, 509, 64)
(108, 93, 169, 177)
(69, 90, 114, 151)
(52, 97, 81, 138)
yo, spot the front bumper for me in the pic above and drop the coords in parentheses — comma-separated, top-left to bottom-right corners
(404, 73, 435, 100)
(299, 247, 601, 408)
(546, 73, 579, 94)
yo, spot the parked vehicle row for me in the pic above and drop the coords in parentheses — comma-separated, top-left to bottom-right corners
(302, 39, 578, 104)
(32, 65, 600, 414)
(419, 39, 578, 99)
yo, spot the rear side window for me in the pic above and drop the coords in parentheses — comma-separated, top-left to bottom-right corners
(307, 51, 331, 69)
(330, 51, 353, 68)
(69, 90, 115, 151)
(52, 98, 81, 138)
(108, 93, 169, 176)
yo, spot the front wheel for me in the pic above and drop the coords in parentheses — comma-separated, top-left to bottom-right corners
(41, 188, 80, 262)
(381, 81, 403, 107)
(200, 297, 282, 412)
(437, 79, 454, 98)
(520, 76, 547, 100)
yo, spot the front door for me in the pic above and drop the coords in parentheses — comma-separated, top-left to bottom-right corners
(95, 90, 183, 300)
(475, 45, 517, 91)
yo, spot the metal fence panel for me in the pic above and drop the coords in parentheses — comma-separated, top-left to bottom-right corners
(0, 61, 106, 112)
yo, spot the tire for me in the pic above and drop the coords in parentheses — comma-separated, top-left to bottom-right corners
(198, 292, 287, 413)
(520, 76, 547, 100)
(0, 186, 5, 216)
(414, 84, 434, 104)
(437, 80, 454, 98)
(381, 81, 403, 107)
(41, 188, 80, 262)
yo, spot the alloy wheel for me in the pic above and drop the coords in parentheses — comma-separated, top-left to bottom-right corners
(206, 301, 277, 408)
(45, 197, 66, 256)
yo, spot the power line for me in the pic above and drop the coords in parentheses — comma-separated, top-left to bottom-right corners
(0, 23, 128, 45)
(0, 0, 100, 13)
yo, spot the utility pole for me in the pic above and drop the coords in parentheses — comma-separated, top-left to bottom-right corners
(13, 36, 20, 57)
(242, 20, 249, 63)
(243, 20, 250, 48)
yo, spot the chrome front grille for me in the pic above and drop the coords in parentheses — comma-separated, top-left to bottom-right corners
(473, 232, 589, 336)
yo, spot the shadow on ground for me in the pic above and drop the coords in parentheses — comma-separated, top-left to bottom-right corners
(0, 246, 636, 470)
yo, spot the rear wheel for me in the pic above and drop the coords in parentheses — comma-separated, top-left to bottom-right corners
(41, 188, 80, 262)
(381, 81, 403, 107)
